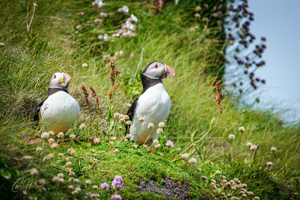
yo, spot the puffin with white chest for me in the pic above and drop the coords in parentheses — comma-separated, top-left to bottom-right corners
(34, 72, 80, 134)
(127, 62, 176, 144)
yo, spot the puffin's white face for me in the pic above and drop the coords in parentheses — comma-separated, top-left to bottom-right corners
(142, 62, 176, 79)
(49, 72, 71, 89)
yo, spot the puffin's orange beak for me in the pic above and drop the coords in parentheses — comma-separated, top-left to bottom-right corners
(63, 73, 71, 86)
(165, 65, 176, 78)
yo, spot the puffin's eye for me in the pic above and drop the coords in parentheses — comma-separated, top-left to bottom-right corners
(53, 74, 56, 79)
(154, 64, 158, 68)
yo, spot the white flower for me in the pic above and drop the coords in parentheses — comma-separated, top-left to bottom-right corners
(47, 153, 54, 159)
(57, 173, 64, 178)
(126, 120, 132, 126)
(119, 50, 124, 56)
(68, 185, 74, 191)
(153, 139, 159, 145)
(126, 21, 136, 30)
(36, 147, 42, 152)
(201, 176, 207, 180)
(155, 144, 161, 148)
(196, 167, 202, 172)
(142, 144, 148, 149)
(85, 180, 91, 185)
(124, 115, 129, 120)
(93, 185, 98, 190)
(0, 43, 5, 47)
(104, 33, 108, 41)
(239, 127, 245, 132)
(51, 143, 58, 149)
(52, 176, 59, 183)
(70, 134, 76, 140)
(82, 63, 88, 67)
(114, 113, 120, 119)
(126, 103, 131, 108)
(30, 168, 38, 176)
(122, 5, 129, 13)
(246, 142, 252, 147)
(41, 132, 50, 139)
(118, 126, 122, 130)
(109, 141, 114, 146)
(68, 177, 74, 182)
(156, 128, 163, 134)
(97, 0, 105, 6)
(119, 119, 125, 123)
(48, 131, 55, 136)
(267, 162, 273, 166)
(69, 172, 75, 176)
(148, 123, 154, 129)
(250, 145, 257, 150)
(271, 147, 277, 152)
(110, 137, 116, 141)
(79, 124, 85, 129)
(125, 134, 132, 139)
(48, 138, 55, 144)
(188, 158, 197, 165)
(138, 117, 145, 122)
(132, 144, 137, 149)
(181, 153, 189, 160)
(113, 149, 119, 154)
(66, 161, 72, 167)
(58, 178, 64, 183)
(75, 187, 81, 192)
(73, 179, 80, 184)
(131, 14, 138, 22)
(228, 134, 235, 140)
(215, 170, 221, 175)
(57, 132, 64, 138)
(158, 122, 165, 128)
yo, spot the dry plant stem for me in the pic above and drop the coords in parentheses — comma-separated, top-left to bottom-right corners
(171, 116, 219, 163)
(27, 3, 37, 33)
(235, 133, 243, 160)
(134, 47, 145, 80)
(112, 137, 125, 150)
(142, 129, 153, 146)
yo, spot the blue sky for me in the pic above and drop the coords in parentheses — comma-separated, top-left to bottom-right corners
(233, 0, 300, 123)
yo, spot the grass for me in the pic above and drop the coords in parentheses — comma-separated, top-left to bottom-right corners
(0, 0, 299, 199)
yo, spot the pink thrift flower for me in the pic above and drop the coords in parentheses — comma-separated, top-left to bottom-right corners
(92, 138, 100, 143)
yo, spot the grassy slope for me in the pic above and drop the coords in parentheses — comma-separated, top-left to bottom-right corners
(0, 0, 300, 199)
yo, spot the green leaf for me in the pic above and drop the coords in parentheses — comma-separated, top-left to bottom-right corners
(0, 168, 11, 180)
(109, 119, 115, 133)
(191, 129, 200, 143)
(107, 106, 113, 120)
(170, 147, 181, 152)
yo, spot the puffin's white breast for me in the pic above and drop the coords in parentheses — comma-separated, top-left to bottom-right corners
(40, 91, 80, 133)
(130, 83, 171, 144)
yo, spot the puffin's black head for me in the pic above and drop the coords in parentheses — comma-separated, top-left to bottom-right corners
(49, 72, 71, 90)
(142, 62, 176, 79)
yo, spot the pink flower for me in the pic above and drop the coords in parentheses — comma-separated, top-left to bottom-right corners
(98, 35, 104, 40)
(87, 21, 91, 24)
(100, 12, 108, 18)
(92, 1, 97, 6)
(126, 18, 133, 23)
(101, 183, 109, 190)
(78, 12, 84, 16)
(117, 8, 123, 13)
(92, 138, 100, 143)
(166, 140, 174, 147)
(94, 19, 101, 23)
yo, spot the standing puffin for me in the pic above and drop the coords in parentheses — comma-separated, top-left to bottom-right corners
(127, 62, 176, 144)
(35, 72, 80, 134)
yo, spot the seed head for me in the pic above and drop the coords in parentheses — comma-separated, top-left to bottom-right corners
(52, 176, 59, 183)
(68, 177, 74, 182)
(58, 178, 64, 183)
(132, 144, 137, 149)
(36, 147, 42, 152)
(250, 145, 257, 150)
(188, 158, 197, 165)
(118, 126, 122, 130)
(153, 139, 159, 145)
(85, 180, 91, 185)
(253, 197, 260, 200)
(148, 123, 154, 129)
(113, 149, 119, 154)
(138, 117, 145, 122)
(195, 6, 202, 12)
(51, 143, 58, 149)
(79, 124, 85, 129)
(68, 185, 74, 191)
(126, 120, 132, 126)
(125, 134, 131, 139)
(70, 134, 76, 140)
(126, 103, 131, 108)
(239, 127, 245, 132)
(75, 187, 81, 192)
(114, 113, 120, 119)
(195, 13, 201, 18)
(109, 141, 114, 146)
(201, 176, 207, 180)
(30, 168, 38, 176)
(71, 191, 78, 196)
(48, 138, 54, 144)
(215, 170, 221, 175)
(155, 144, 161, 148)
(66, 161, 72, 167)
(48, 131, 55, 136)
(69, 172, 75, 176)
(41, 132, 50, 139)
(123, 115, 129, 120)
(271, 147, 277, 152)
(158, 122, 165, 128)
(119, 119, 125, 123)
(156, 128, 163, 134)
(142, 144, 148, 149)
(93, 185, 98, 190)
(267, 162, 273, 167)
(82, 63, 88, 68)
(73, 178, 80, 184)
(246, 142, 252, 147)
(228, 134, 235, 140)
(181, 153, 189, 160)
(110, 137, 116, 141)
(57, 173, 64, 178)
(247, 191, 254, 196)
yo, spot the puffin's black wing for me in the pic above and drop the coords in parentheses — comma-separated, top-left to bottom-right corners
(33, 101, 44, 121)
(126, 98, 138, 134)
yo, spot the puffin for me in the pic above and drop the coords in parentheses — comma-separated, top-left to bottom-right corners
(34, 72, 80, 134)
(127, 62, 176, 144)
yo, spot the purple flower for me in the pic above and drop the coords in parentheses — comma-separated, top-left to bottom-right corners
(111, 195, 122, 200)
(86, 192, 92, 196)
(101, 183, 109, 190)
(126, 18, 133, 23)
(112, 175, 123, 190)
(92, 1, 97, 6)
(117, 8, 123, 13)
(166, 140, 174, 147)
(78, 12, 84, 16)
(100, 12, 108, 18)
(94, 19, 101, 23)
